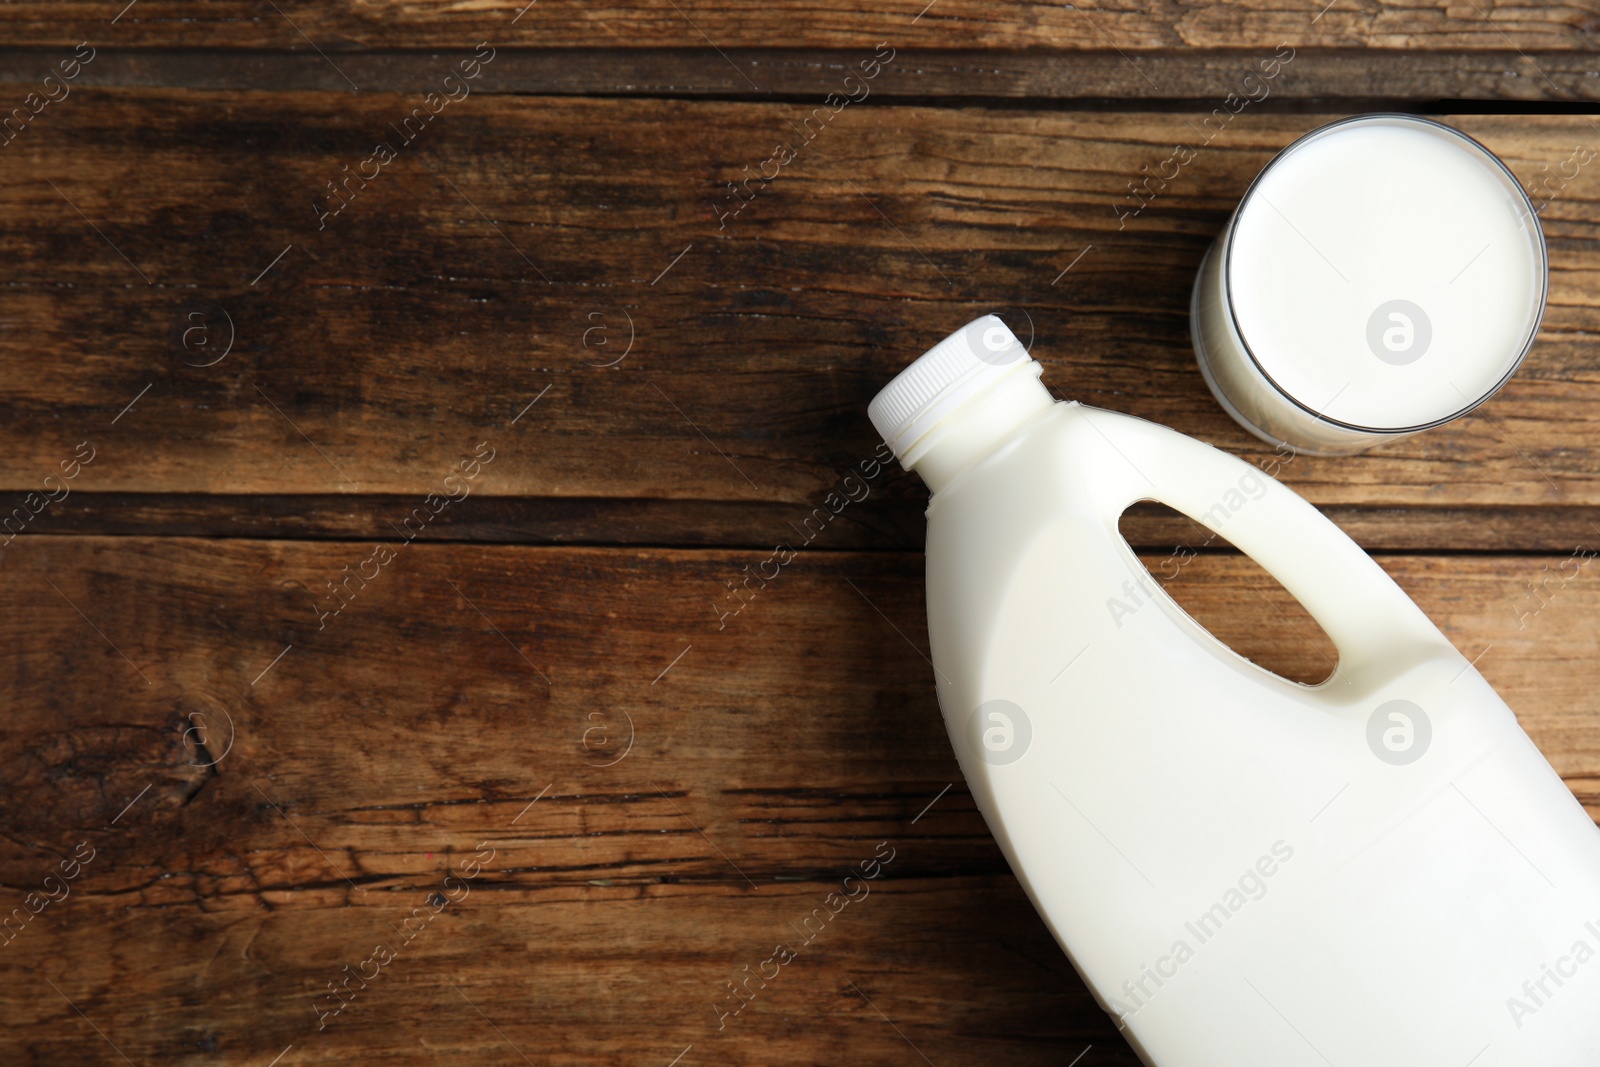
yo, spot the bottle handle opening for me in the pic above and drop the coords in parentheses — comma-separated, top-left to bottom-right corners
(1075, 406, 1451, 697)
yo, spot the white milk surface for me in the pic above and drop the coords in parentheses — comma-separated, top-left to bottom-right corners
(1227, 118, 1543, 430)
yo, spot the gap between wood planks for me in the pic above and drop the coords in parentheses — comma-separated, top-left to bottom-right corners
(11, 495, 1600, 553)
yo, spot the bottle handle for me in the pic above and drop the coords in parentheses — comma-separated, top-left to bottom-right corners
(1075, 405, 1449, 694)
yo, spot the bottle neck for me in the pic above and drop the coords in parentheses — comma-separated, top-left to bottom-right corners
(903, 363, 1056, 493)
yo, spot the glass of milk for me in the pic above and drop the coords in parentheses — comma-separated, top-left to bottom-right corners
(1191, 114, 1548, 454)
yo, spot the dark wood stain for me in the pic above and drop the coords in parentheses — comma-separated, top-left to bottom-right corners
(0, 11, 1596, 1066)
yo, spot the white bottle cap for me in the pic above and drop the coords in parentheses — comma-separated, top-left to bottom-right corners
(869, 315, 1039, 463)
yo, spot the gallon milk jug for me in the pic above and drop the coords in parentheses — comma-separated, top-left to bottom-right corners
(868, 315, 1600, 1066)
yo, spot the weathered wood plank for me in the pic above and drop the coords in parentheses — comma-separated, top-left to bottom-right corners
(3, 100, 1600, 534)
(14, 493, 1600, 553)
(0, 539, 1596, 1064)
(0, 0, 1596, 52)
(2, 880, 1124, 1067)
(5, 46, 1600, 102)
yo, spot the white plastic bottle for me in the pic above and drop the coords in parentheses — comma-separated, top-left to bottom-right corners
(868, 316, 1600, 1066)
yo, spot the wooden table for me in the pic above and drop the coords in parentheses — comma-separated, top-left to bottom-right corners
(2, 4, 1598, 1064)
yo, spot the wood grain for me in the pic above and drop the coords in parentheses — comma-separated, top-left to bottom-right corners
(15, 493, 1600, 552)
(1, 10, 1594, 1067)
(7, 46, 1600, 101)
(1, 1, 1598, 52)
(3, 97, 1600, 545)
(1, 538, 1596, 1063)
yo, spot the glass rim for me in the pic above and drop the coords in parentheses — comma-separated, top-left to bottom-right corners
(1220, 112, 1550, 436)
